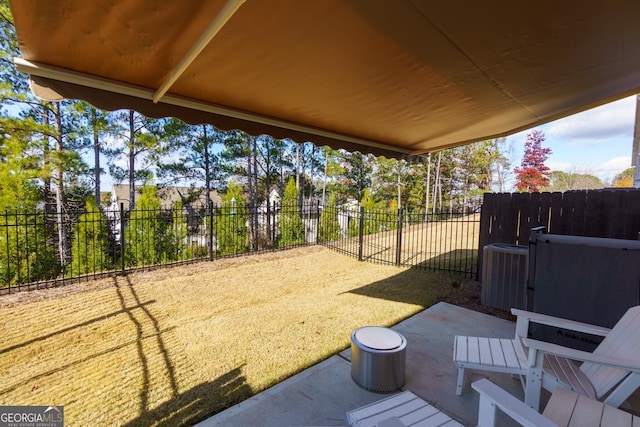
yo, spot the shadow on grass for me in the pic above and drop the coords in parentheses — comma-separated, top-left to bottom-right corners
(122, 366, 252, 427)
(346, 249, 476, 306)
(112, 275, 253, 426)
(0, 300, 156, 354)
(0, 276, 161, 397)
(112, 275, 178, 416)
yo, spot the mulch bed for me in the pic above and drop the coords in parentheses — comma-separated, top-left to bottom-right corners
(442, 279, 515, 321)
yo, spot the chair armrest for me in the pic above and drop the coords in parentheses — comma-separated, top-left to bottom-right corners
(523, 338, 640, 372)
(511, 309, 611, 337)
(472, 379, 558, 427)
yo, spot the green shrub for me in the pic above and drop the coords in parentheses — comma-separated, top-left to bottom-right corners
(69, 199, 113, 276)
(277, 178, 305, 248)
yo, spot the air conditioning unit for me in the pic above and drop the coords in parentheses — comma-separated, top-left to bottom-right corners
(481, 243, 528, 310)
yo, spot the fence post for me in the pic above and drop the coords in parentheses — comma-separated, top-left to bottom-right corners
(315, 199, 320, 244)
(4, 208, 9, 291)
(358, 206, 364, 262)
(208, 201, 214, 261)
(395, 208, 403, 266)
(272, 200, 277, 246)
(120, 203, 125, 273)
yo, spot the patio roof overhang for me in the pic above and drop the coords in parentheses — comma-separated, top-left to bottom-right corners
(8, 0, 640, 158)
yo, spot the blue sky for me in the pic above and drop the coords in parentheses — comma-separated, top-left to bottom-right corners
(505, 95, 637, 186)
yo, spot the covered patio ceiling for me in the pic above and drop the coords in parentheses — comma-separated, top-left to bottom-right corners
(9, 0, 640, 159)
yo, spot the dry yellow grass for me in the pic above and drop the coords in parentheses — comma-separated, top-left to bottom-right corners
(0, 246, 464, 426)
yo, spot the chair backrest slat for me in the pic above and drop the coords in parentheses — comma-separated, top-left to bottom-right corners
(581, 306, 640, 398)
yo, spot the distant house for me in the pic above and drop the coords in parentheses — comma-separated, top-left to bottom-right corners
(257, 189, 323, 243)
(257, 189, 281, 218)
(337, 199, 360, 238)
(108, 184, 220, 213)
(107, 184, 221, 248)
(299, 196, 323, 244)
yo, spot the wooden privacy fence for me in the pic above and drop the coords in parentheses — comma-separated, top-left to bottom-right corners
(478, 189, 640, 278)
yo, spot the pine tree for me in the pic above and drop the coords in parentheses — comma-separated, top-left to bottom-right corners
(318, 193, 342, 242)
(158, 120, 226, 203)
(125, 185, 169, 266)
(373, 158, 413, 210)
(69, 199, 113, 276)
(0, 124, 60, 285)
(108, 111, 168, 209)
(169, 199, 189, 260)
(214, 181, 248, 255)
(514, 130, 552, 192)
(360, 188, 386, 235)
(72, 102, 116, 206)
(0, 122, 41, 210)
(1, 4, 91, 267)
(277, 178, 305, 247)
(331, 150, 373, 203)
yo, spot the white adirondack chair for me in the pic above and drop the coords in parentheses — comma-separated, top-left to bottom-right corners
(347, 379, 640, 426)
(473, 378, 640, 427)
(454, 305, 640, 411)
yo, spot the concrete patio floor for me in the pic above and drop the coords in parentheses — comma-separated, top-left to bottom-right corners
(195, 302, 531, 426)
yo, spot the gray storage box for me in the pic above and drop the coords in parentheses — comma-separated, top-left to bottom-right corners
(530, 234, 640, 351)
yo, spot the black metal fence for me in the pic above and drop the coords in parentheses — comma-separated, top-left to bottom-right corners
(0, 202, 480, 293)
(318, 205, 480, 276)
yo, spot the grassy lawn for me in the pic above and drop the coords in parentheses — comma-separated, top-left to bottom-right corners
(0, 246, 466, 426)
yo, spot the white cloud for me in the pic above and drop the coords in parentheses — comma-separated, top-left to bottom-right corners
(546, 160, 573, 172)
(593, 156, 632, 179)
(546, 96, 636, 145)
(113, 157, 128, 169)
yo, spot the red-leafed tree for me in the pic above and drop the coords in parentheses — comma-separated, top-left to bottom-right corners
(514, 130, 552, 192)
